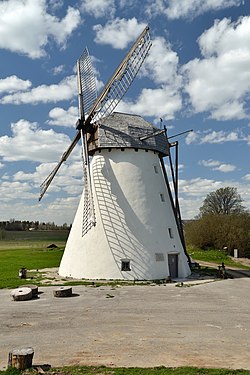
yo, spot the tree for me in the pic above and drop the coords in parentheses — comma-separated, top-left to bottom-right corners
(199, 187, 246, 217)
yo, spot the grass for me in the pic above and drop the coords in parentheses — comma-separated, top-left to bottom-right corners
(0, 230, 67, 289)
(0, 247, 64, 289)
(1, 366, 250, 375)
(0, 230, 249, 289)
(187, 247, 250, 269)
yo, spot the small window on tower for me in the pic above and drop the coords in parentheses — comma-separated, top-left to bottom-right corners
(121, 260, 131, 271)
(160, 193, 165, 202)
(153, 165, 158, 174)
(168, 228, 174, 238)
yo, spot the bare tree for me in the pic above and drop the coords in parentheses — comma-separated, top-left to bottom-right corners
(199, 187, 246, 216)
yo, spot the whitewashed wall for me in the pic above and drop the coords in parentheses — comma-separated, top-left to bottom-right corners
(59, 149, 191, 280)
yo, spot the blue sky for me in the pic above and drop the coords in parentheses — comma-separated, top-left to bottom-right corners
(0, 0, 249, 225)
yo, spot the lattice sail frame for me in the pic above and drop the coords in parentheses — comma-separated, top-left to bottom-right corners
(78, 48, 98, 116)
(90, 27, 151, 122)
(39, 26, 152, 208)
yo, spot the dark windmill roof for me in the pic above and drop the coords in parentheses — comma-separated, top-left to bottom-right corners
(88, 112, 169, 156)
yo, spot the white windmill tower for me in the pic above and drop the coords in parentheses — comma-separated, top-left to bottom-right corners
(40, 26, 191, 280)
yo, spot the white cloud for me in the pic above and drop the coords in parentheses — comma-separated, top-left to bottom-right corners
(52, 65, 65, 75)
(200, 130, 239, 143)
(199, 159, 236, 172)
(118, 86, 182, 120)
(185, 131, 199, 145)
(142, 37, 181, 86)
(183, 16, 250, 120)
(243, 174, 250, 181)
(0, 75, 32, 94)
(214, 163, 236, 172)
(93, 18, 147, 49)
(186, 129, 244, 144)
(0, 162, 4, 169)
(0, 181, 36, 202)
(146, 0, 242, 19)
(0, 75, 76, 105)
(0, 0, 81, 59)
(0, 119, 75, 162)
(199, 159, 220, 167)
(80, 0, 115, 18)
(47, 106, 78, 127)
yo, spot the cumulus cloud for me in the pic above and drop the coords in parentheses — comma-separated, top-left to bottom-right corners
(118, 86, 182, 120)
(93, 18, 147, 49)
(0, 181, 37, 202)
(142, 37, 181, 86)
(186, 129, 245, 144)
(0, 75, 76, 105)
(199, 159, 236, 172)
(80, 0, 115, 18)
(146, 0, 242, 19)
(0, 0, 81, 59)
(0, 76, 32, 94)
(200, 130, 240, 143)
(183, 16, 250, 120)
(0, 119, 76, 162)
(47, 106, 78, 127)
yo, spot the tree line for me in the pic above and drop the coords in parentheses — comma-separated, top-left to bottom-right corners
(184, 187, 250, 258)
(0, 219, 70, 231)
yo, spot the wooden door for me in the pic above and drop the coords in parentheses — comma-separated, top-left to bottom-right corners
(168, 254, 178, 278)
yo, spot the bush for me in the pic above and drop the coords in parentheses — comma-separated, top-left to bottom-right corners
(185, 213, 250, 257)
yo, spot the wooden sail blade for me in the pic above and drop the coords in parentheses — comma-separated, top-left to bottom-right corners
(85, 25, 152, 124)
(39, 131, 81, 201)
(39, 26, 151, 200)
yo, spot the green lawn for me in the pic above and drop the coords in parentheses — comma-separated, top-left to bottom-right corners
(1, 365, 250, 375)
(0, 247, 64, 289)
(0, 230, 67, 288)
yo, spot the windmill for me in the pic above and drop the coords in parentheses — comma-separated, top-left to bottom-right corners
(40, 26, 191, 280)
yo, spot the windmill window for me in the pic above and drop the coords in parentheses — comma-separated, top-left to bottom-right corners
(168, 228, 174, 238)
(153, 165, 159, 174)
(160, 193, 165, 202)
(121, 260, 131, 271)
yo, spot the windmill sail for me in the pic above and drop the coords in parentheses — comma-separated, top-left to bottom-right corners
(77, 53, 96, 235)
(78, 47, 98, 116)
(39, 25, 152, 201)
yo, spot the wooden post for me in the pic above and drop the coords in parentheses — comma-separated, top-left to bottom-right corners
(8, 348, 34, 370)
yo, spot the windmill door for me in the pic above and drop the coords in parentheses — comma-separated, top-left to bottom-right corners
(168, 254, 178, 278)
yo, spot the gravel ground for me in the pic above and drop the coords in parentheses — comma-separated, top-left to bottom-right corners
(1, 277, 250, 371)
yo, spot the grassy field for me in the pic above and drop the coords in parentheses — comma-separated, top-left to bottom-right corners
(1, 365, 250, 375)
(0, 230, 69, 250)
(0, 231, 249, 289)
(0, 230, 67, 289)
